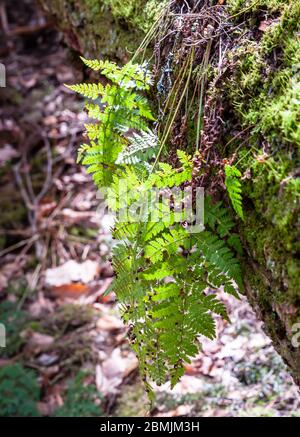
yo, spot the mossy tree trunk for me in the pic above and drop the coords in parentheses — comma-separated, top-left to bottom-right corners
(37, 0, 155, 61)
(38, 0, 300, 386)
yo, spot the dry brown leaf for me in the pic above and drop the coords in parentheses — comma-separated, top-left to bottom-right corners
(50, 283, 90, 298)
(0, 262, 26, 292)
(98, 291, 115, 304)
(0, 358, 15, 367)
(80, 278, 113, 305)
(199, 356, 214, 376)
(39, 365, 60, 378)
(183, 363, 199, 376)
(96, 348, 138, 396)
(259, 18, 280, 32)
(37, 353, 60, 367)
(100, 262, 114, 278)
(37, 200, 57, 220)
(155, 404, 193, 417)
(29, 332, 55, 348)
(60, 208, 95, 225)
(96, 314, 124, 332)
(37, 401, 53, 416)
(45, 260, 100, 287)
(41, 383, 64, 415)
(0, 272, 8, 293)
(23, 331, 55, 356)
(43, 115, 57, 126)
(27, 292, 54, 317)
(0, 144, 19, 166)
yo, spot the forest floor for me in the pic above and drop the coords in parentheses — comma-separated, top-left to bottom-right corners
(0, 0, 299, 417)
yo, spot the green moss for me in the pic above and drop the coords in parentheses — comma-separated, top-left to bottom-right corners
(113, 381, 148, 416)
(261, 1, 300, 52)
(0, 364, 40, 417)
(239, 147, 300, 296)
(220, 0, 300, 340)
(227, 0, 287, 16)
(40, 0, 161, 61)
(102, 0, 167, 32)
(0, 184, 27, 229)
(123, 0, 300, 370)
(226, 1, 300, 145)
(83, 0, 102, 15)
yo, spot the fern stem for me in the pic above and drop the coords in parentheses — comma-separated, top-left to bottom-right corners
(157, 56, 191, 142)
(151, 49, 195, 172)
(131, 7, 167, 63)
(196, 39, 212, 151)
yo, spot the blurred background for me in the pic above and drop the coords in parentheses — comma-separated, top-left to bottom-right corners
(0, 0, 299, 417)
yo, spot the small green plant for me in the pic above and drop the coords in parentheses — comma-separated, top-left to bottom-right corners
(68, 57, 243, 398)
(0, 364, 40, 417)
(54, 371, 103, 417)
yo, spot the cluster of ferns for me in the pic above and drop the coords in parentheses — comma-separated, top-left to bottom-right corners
(67, 57, 244, 399)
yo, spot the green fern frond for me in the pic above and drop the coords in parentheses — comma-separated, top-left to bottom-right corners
(144, 227, 189, 263)
(204, 196, 235, 237)
(227, 233, 244, 255)
(77, 143, 91, 164)
(116, 129, 158, 165)
(80, 57, 152, 90)
(80, 57, 113, 72)
(68, 56, 243, 397)
(144, 219, 172, 242)
(225, 164, 244, 220)
(198, 230, 243, 288)
(65, 82, 105, 99)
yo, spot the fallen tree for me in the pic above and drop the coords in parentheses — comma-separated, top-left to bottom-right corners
(38, 0, 300, 386)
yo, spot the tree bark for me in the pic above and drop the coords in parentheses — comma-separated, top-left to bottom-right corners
(38, 0, 300, 386)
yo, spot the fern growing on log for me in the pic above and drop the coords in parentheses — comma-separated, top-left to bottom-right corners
(67, 58, 243, 399)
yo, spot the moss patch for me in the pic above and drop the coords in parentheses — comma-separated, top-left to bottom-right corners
(38, 0, 163, 61)
(224, 0, 299, 294)
(102, 0, 167, 33)
(219, 0, 300, 381)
